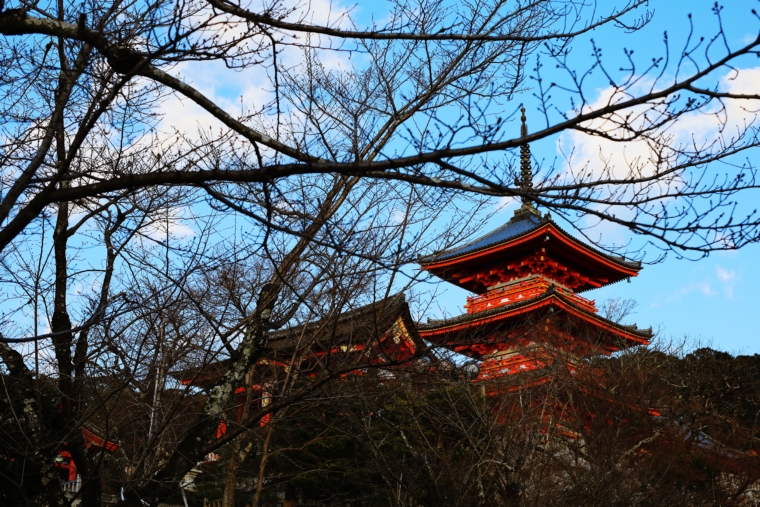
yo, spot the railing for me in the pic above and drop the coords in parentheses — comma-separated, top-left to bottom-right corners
(555, 286, 596, 313)
(465, 276, 596, 314)
(62, 475, 81, 493)
(465, 277, 546, 313)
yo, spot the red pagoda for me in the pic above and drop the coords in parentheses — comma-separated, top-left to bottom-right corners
(417, 109, 651, 385)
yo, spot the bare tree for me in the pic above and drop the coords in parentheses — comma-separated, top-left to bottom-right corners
(0, 1, 757, 256)
(0, 1, 759, 506)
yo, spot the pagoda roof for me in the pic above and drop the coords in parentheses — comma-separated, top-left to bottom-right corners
(422, 212, 545, 263)
(417, 285, 651, 348)
(268, 293, 421, 351)
(421, 212, 640, 269)
(419, 211, 642, 293)
(171, 294, 421, 387)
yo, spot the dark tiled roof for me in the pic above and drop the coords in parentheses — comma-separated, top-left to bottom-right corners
(269, 293, 414, 343)
(419, 212, 642, 270)
(266, 293, 424, 356)
(420, 214, 543, 264)
(417, 286, 652, 340)
(170, 294, 420, 387)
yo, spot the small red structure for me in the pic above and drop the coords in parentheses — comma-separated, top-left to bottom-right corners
(418, 109, 651, 385)
(172, 295, 422, 436)
(55, 426, 120, 485)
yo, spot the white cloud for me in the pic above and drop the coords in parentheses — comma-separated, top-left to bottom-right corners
(560, 67, 760, 181)
(715, 264, 737, 297)
(671, 263, 738, 301)
(681, 281, 716, 296)
(674, 280, 715, 298)
(715, 265, 736, 282)
(147, 218, 195, 241)
(153, 0, 355, 143)
(495, 195, 517, 212)
(556, 66, 760, 246)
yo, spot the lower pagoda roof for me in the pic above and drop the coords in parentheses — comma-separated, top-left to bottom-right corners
(417, 285, 651, 352)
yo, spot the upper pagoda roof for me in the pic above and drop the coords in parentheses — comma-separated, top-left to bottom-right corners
(419, 210, 642, 293)
(421, 211, 640, 268)
(423, 212, 546, 263)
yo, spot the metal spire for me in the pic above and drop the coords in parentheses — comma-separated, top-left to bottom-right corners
(519, 107, 533, 201)
(513, 107, 541, 220)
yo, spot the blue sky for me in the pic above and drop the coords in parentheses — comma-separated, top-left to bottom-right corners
(416, 0, 760, 354)
(555, 0, 760, 354)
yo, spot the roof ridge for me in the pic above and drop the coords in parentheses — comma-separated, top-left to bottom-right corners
(418, 214, 543, 264)
(269, 293, 408, 339)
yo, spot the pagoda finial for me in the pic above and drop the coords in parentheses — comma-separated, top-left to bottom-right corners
(514, 107, 541, 220)
(519, 107, 532, 196)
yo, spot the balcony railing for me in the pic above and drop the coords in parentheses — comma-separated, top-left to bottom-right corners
(465, 276, 596, 314)
(62, 475, 81, 493)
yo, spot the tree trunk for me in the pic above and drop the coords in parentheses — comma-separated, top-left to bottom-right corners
(223, 440, 242, 507)
(252, 423, 275, 507)
(223, 366, 257, 507)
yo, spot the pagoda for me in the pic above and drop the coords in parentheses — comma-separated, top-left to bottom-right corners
(417, 109, 652, 385)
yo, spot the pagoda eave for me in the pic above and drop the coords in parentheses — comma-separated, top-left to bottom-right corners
(420, 217, 641, 294)
(418, 288, 651, 347)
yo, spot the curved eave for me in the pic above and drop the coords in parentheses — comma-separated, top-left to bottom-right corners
(268, 293, 422, 347)
(419, 215, 543, 265)
(421, 222, 640, 290)
(418, 289, 651, 346)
